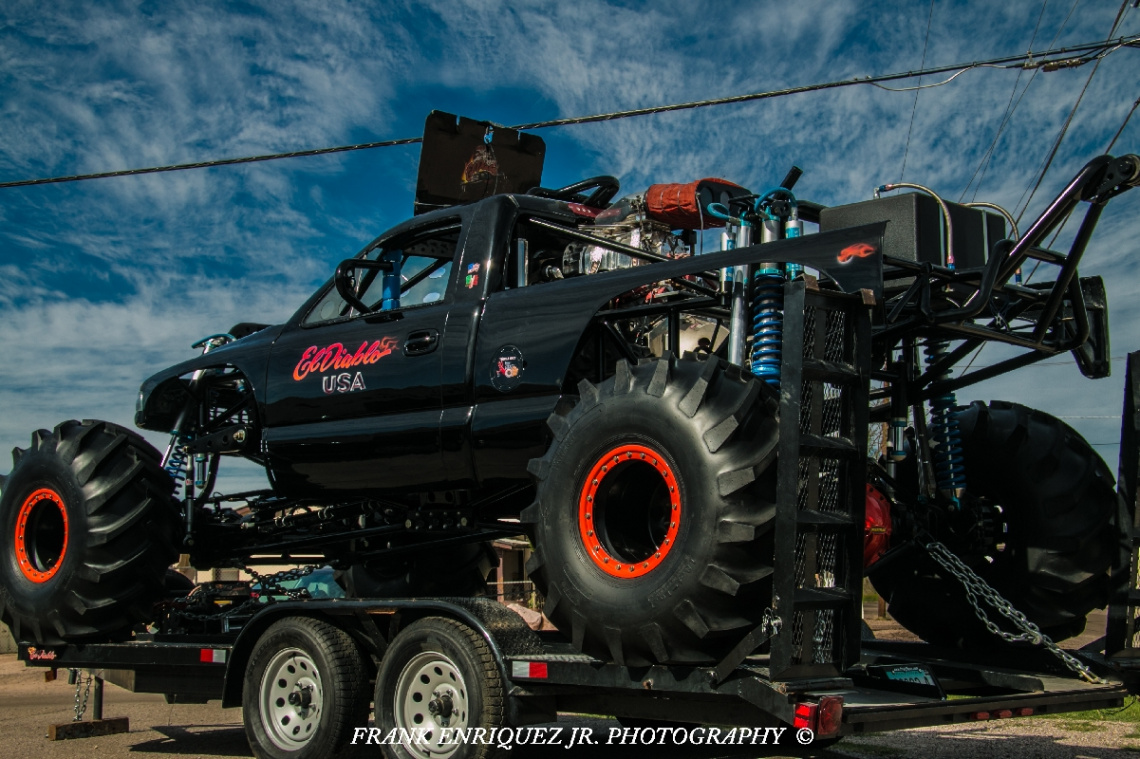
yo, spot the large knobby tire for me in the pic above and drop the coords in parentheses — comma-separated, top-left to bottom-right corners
(874, 401, 1121, 647)
(0, 420, 181, 644)
(375, 616, 506, 759)
(339, 542, 497, 599)
(243, 616, 370, 759)
(524, 354, 779, 665)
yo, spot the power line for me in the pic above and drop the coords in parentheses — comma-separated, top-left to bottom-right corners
(0, 34, 1136, 191)
(1015, 0, 1132, 223)
(899, 0, 936, 182)
(959, 0, 1052, 202)
(1106, 95, 1140, 152)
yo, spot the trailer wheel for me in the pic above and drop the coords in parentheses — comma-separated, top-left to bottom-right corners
(0, 420, 180, 644)
(243, 616, 369, 759)
(875, 401, 1121, 647)
(524, 354, 779, 665)
(340, 542, 497, 599)
(375, 616, 505, 759)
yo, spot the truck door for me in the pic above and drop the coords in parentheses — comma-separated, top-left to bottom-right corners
(262, 219, 463, 495)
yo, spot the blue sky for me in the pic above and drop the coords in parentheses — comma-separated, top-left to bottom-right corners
(0, 0, 1138, 492)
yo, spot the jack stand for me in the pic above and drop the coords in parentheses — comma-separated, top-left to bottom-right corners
(48, 671, 130, 741)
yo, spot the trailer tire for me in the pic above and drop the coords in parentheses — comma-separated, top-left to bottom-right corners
(340, 541, 497, 599)
(524, 354, 779, 665)
(0, 420, 180, 644)
(375, 616, 505, 759)
(875, 401, 1120, 647)
(243, 616, 369, 759)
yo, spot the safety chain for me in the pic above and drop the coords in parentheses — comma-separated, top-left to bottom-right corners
(72, 670, 91, 721)
(922, 539, 1105, 684)
(169, 565, 317, 623)
(244, 565, 316, 601)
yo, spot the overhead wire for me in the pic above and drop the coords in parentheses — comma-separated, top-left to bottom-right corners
(958, 0, 1052, 202)
(898, 0, 936, 181)
(0, 34, 1136, 191)
(1015, 0, 1133, 225)
(955, 1, 1055, 376)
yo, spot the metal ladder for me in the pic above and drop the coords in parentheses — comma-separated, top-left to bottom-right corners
(768, 280, 873, 681)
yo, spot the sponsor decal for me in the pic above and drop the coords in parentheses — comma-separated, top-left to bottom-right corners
(26, 646, 57, 661)
(491, 345, 525, 392)
(323, 372, 367, 394)
(466, 263, 481, 289)
(837, 242, 876, 264)
(293, 338, 398, 381)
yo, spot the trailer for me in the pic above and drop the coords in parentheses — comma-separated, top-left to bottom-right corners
(14, 346, 1140, 758)
(13, 591, 1140, 758)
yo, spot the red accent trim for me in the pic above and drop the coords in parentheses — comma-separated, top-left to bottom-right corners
(578, 443, 680, 579)
(14, 488, 68, 583)
(838, 243, 876, 263)
(567, 203, 601, 219)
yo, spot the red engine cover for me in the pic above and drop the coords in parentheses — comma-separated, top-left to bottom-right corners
(645, 178, 747, 230)
(864, 484, 893, 567)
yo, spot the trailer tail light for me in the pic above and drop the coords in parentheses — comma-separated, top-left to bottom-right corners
(510, 661, 548, 679)
(199, 648, 227, 664)
(793, 696, 844, 738)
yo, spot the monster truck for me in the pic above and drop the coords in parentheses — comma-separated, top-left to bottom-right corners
(1, 112, 1138, 672)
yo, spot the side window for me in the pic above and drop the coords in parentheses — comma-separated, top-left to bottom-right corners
(304, 224, 459, 326)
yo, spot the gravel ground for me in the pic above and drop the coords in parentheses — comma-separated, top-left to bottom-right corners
(830, 719, 1140, 759)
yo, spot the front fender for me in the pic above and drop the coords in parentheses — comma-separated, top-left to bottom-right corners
(135, 324, 284, 431)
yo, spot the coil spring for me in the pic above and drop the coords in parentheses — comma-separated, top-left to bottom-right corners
(164, 445, 188, 495)
(924, 338, 967, 505)
(750, 267, 784, 387)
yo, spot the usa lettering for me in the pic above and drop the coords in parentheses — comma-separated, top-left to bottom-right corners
(323, 372, 366, 394)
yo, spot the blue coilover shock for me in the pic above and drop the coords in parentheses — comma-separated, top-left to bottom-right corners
(750, 264, 784, 387)
(923, 337, 967, 507)
(163, 443, 189, 495)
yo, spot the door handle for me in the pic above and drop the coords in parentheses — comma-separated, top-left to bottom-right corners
(404, 329, 440, 356)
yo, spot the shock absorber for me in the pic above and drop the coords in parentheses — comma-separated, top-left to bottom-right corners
(750, 260, 784, 387)
(163, 445, 189, 491)
(923, 337, 967, 507)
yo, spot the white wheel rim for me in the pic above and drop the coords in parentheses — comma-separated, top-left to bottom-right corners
(393, 651, 469, 758)
(259, 647, 324, 751)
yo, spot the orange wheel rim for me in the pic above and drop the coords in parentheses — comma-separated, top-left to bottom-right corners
(14, 488, 69, 583)
(578, 443, 680, 579)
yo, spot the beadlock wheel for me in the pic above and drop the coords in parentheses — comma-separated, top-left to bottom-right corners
(524, 354, 780, 665)
(0, 420, 181, 643)
(578, 443, 681, 578)
(14, 488, 69, 583)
